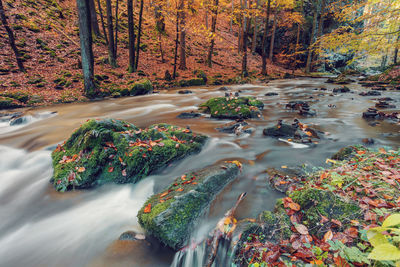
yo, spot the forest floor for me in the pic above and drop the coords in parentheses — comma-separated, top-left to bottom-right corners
(235, 146, 400, 266)
(0, 0, 296, 108)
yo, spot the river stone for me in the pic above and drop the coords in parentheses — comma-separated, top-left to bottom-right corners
(359, 91, 381, 96)
(333, 86, 350, 93)
(265, 92, 278, 96)
(177, 112, 201, 119)
(137, 162, 240, 250)
(263, 124, 296, 137)
(178, 90, 193, 94)
(216, 121, 252, 134)
(199, 96, 264, 119)
(51, 119, 208, 192)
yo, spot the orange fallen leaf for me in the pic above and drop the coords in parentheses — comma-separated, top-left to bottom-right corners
(288, 202, 300, 211)
(324, 230, 333, 242)
(176, 188, 184, 192)
(77, 167, 85, 173)
(143, 203, 151, 213)
(160, 191, 169, 197)
(295, 224, 309, 235)
(310, 260, 323, 265)
(181, 175, 187, 181)
(357, 151, 366, 155)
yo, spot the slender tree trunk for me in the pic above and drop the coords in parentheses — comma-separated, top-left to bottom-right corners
(305, 0, 318, 73)
(106, 0, 116, 67)
(268, 8, 277, 61)
(127, 0, 135, 72)
(173, 4, 179, 79)
(293, 23, 300, 72)
(230, 0, 233, 33)
(97, 0, 108, 45)
(155, 5, 165, 63)
(251, 0, 260, 53)
(135, 0, 144, 70)
(206, 0, 219, 67)
(393, 29, 400, 64)
(313, 0, 325, 67)
(114, 0, 119, 57)
(76, 0, 96, 97)
(178, 0, 186, 70)
(261, 0, 271, 75)
(0, 0, 25, 72)
(242, 0, 250, 77)
(88, 0, 100, 36)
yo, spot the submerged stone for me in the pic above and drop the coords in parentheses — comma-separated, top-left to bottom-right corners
(51, 119, 208, 192)
(263, 124, 296, 138)
(333, 86, 350, 93)
(359, 91, 381, 96)
(137, 162, 240, 250)
(216, 120, 253, 134)
(199, 96, 264, 119)
(177, 112, 202, 119)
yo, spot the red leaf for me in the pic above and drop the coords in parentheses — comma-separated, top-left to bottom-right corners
(331, 219, 342, 227)
(108, 166, 114, 173)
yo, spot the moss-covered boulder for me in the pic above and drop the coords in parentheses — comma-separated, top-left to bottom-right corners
(51, 119, 207, 192)
(138, 162, 240, 249)
(0, 96, 24, 109)
(331, 146, 359, 160)
(199, 96, 264, 119)
(263, 124, 296, 137)
(179, 78, 206, 87)
(129, 79, 153, 96)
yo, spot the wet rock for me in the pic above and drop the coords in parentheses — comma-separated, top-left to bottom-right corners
(9, 116, 29, 126)
(375, 101, 396, 109)
(285, 101, 308, 109)
(326, 74, 354, 84)
(378, 97, 395, 102)
(137, 162, 240, 249)
(216, 120, 253, 134)
(218, 86, 230, 91)
(320, 87, 327, 91)
(199, 96, 264, 119)
(371, 86, 387, 91)
(265, 92, 278, 96)
(359, 91, 381, 96)
(51, 119, 208, 192)
(119, 231, 146, 241)
(362, 138, 375, 145)
(331, 146, 358, 160)
(129, 79, 153, 96)
(333, 86, 350, 93)
(368, 121, 380, 127)
(176, 112, 202, 119)
(178, 90, 193, 94)
(263, 123, 297, 138)
(362, 108, 379, 119)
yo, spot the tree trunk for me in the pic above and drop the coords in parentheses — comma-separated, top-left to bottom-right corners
(393, 29, 400, 64)
(134, 0, 144, 70)
(313, 0, 325, 67)
(178, 0, 186, 70)
(173, 4, 179, 79)
(106, 0, 116, 67)
(268, 8, 277, 62)
(241, 0, 250, 77)
(114, 0, 119, 57)
(261, 0, 271, 75)
(251, 0, 260, 53)
(206, 0, 219, 67)
(293, 23, 300, 72)
(230, 0, 233, 33)
(127, 0, 135, 72)
(76, 0, 96, 97)
(88, 0, 100, 36)
(97, 0, 108, 45)
(155, 5, 165, 63)
(305, 0, 318, 73)
(0, 0, 25, 72)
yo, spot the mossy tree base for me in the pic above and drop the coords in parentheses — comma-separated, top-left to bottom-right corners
(51, 119, 207, 191)
(137, 162, 240, 250)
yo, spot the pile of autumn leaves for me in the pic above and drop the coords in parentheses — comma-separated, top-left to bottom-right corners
(240, 146, 400, 266)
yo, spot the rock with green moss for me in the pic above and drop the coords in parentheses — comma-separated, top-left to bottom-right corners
(199, 96, 264, 119)
(129, 79, 153, 96)
(0, 96, 23, 109)
(263, 124, 296, 137)
(51, 119, 207, 192)
(179, 78, 205, 87)
(137, 162, 240, 249)
(331, 146, 358, 160)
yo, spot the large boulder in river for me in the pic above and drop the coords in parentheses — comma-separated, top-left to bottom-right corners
(199, 96, 264, 119)
(129, 79, 153, 96)
(137, 162, 241, 249)
(263, 124, 297, 138)
(51, 119, 207, 192)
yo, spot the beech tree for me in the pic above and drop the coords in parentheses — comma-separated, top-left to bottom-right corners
(0, 0, 25, 72)
(128, 0, 136, 72)
(261, 0, 271, 75)
(135, 0, 144, 70)
(76, 0, 97, 97)
(106, 0, 117, 67)
(206, 0, 219, 67)
(88, 0, 100, 36)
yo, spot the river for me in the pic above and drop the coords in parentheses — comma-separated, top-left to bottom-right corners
(0, 78, 399, 267)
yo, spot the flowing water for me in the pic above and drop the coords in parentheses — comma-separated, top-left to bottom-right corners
(0, 78, 399, 267)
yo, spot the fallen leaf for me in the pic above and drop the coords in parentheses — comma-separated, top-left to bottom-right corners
(122, 169, 127, 176)
(294, 224, 309, 235)
(77, 167, 85, 173)
(324, 230, 333, 242)
(108, 167, 114, 173)
(176, 188, 184, 192)
(288, 202, 300, 211)
(331, 219, 343, 227)
(143, 203, 151, 213)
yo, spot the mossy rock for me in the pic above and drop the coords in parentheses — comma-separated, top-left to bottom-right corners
(199, 96, 264, 119)
(331, 146, 358, 160)
(263, 124, 296, 138)
(138, 162, 240, 249)
(0, 92, 29, 103)
(129, 79, 153, 96)
(0, 96, 23, 109)
(51, 119, 208, 192)
(289, 188, 361, 237)
(179, 78, 205, 87)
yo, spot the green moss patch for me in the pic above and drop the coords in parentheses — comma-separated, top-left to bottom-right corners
(51, 119, 207, 192)
(129, 79, 153, 96)
(0, 96, 24, 109)
(199, 96, 264, 119)
(138, 162, 240, 249)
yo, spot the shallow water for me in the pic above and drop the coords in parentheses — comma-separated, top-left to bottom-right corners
(0, 78, 399, 267)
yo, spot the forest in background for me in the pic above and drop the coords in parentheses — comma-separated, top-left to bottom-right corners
(0, 0, 399, 104)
